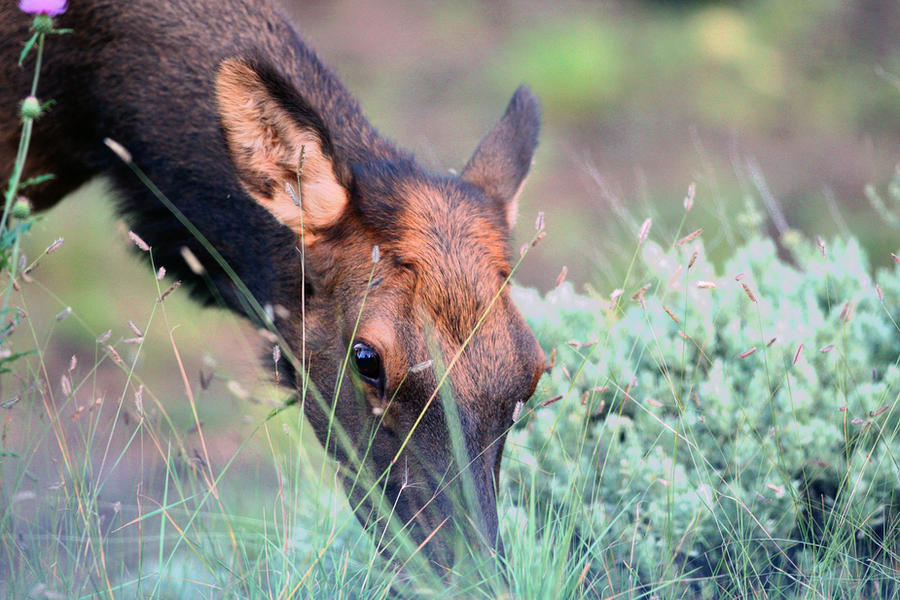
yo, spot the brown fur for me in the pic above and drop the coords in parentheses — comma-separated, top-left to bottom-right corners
(0, 0, 544, 568)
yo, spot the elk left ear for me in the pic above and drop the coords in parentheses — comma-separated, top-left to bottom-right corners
(216, 57, 350, 242)
(461, 85, 540, 229)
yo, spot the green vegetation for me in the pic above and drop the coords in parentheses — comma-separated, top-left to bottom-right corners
(506, 226, 900, 597)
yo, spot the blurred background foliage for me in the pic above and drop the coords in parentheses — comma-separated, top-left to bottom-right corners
(280, 0, 900, 289)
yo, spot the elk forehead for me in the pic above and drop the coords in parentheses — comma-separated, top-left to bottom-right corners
(390, 179, 512, 342)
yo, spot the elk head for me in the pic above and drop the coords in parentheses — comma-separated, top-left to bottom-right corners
(216, 57, 545, 569)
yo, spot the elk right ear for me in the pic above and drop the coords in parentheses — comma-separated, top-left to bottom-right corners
(216, 57, 349, 242)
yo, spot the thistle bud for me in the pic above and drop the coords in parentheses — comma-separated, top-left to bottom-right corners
(32, 14, 54, 33)
(12, 197, 32, 219)
(21, 96, 41, 120)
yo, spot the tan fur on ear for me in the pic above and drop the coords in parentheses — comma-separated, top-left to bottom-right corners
(216, 58, 347, 239)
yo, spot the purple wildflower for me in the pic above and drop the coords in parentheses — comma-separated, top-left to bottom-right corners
(18, 0, 67, 16)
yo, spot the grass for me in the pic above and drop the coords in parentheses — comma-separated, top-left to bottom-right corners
(4, 189, 900, 598)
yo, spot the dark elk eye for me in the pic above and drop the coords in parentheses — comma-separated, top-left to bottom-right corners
(352, 342, 382, 382)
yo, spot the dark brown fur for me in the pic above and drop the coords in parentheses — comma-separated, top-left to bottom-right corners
(0, 0, 544, 567)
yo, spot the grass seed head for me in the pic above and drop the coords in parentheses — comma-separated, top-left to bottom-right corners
(128, 230, 150, 252)
(106, 345, 123, 365)
(60, 374, 72, 397)
(128, 320, 144, 337)
(97, 329, 112, 343)
(134, 385, 144, 417)
(676, 228, 703, 246)
(663, 305, 679, 323)
(45, 238, 64, 254)
(512, 400, 524, 422)
(742, 283, 757, 302)
(257, 328, 278, 343)
(820, 344, 835, 353)
(638, 218, 651, 244)
(737, 347, 757, 359)
(876, 284, 884, 301)
(409, 359, 433, 374)
(159, 280, 181, 302)
(815, 235, 826, 257)
(539, 394, 563, 407)
(684, 183, 696, 211)
(55, 306, 72, 321)
(104, 137, 132, 163)
(609, 288, 624, 310)
(793, 344, 803, 364)
(534, 211, 545, 232)
(555, 265, 568, 288)
(696, 280, 716, 289)
(180, 246, 204, 274)
(688, 250, 699, 269)
(156, 266, 166, 280)
(872, 405, 889, 417)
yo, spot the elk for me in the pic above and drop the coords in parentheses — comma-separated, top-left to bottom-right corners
(0, 0, 545, 568)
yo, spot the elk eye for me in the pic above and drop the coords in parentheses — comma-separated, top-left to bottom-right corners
(352, 342, 382, 382)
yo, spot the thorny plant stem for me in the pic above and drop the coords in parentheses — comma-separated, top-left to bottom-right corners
(1, 34, 46, 343)
(2, 34, 44, 231)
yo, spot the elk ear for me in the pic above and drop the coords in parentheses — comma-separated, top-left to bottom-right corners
(216, 57, 349, 241)
(461, 85, 540, 229)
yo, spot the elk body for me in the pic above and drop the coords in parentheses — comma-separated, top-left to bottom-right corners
(0, 0, 545, 567)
